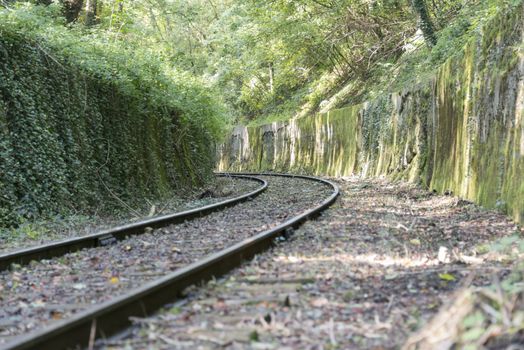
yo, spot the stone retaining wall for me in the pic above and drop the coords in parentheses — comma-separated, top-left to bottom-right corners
(218, 4, 524, 223)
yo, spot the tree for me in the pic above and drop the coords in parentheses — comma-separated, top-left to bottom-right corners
(411, 0, 437, 47)
(62, 0, 83, 23)
(85, 0, 97, 25)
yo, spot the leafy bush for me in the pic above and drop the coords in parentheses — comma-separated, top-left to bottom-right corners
(0, 4, 229, 227)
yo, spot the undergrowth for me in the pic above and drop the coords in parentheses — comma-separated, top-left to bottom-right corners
(301, 0, 523, 115)
(0, 4, 230, 228)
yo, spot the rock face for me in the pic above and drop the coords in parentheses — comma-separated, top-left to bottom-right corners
(218, 4, 524, 223)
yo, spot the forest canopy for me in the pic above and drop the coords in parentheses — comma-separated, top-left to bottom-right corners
(1, 0, 517, 124)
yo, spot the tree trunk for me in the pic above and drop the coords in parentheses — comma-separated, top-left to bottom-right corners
(85, 0, 97, 26)
(268, 62, 274, 94)
(62, 0, 83, 23)
(412, 0, 437, 47)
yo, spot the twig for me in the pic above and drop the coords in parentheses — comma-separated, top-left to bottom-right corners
(158, 334, 180, 346)
(36, 44, 66, 70)
(88, 319, 97, 350)
(493, 274, 511, 327)
(235, 277, 316, 284)
(94, 140, 142, 218)
(385, 295, 395, 314)
(476, 324, 503, 347)
(329, 318, 337, 346)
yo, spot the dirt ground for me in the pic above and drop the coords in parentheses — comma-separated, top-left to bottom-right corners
(105, 176, 522, 349)
(0, 176, 331, 345)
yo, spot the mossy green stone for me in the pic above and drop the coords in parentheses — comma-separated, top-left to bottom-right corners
(218, 2, 524, 223)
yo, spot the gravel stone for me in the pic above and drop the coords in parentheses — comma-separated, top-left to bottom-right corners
(0, 175, 333, 345)
(0, 176, 261, 254)
(104, 177, 521, 350)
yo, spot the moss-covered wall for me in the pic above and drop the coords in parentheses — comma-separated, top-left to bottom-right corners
(0, 32, 215, 227)
(218, 3, 524, 223)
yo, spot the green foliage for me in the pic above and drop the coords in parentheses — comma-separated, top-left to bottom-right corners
(12, 0, 517, 125)
(412, 0, 437, 47)
(0, 4, 229, 227)
(382, 0, 524, 94)
(456, 267, 524, 348)
(97, 0, 414, 120)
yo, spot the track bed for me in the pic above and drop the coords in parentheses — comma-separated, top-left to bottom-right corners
(0, 175, 337, 349)
(100, 177, 521, 350)
(0, 176, 262, 255)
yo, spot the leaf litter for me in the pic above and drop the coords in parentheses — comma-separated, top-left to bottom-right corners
(0, 176, 331, 345)
(102, 176, 522, 349)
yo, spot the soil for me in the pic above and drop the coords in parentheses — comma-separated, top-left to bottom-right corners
(0, 176, 332, 346)
(104, 176, 521, 350)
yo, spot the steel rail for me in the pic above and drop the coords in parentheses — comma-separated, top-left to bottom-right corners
(1, 173, 339, 350)
(0, 174, 267, 271)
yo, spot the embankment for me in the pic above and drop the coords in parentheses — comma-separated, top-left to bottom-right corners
(0, 20, 221, 227)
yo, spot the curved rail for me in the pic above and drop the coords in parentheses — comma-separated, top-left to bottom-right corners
(0, 174, 267, 271)
(1, 173, 339, 350)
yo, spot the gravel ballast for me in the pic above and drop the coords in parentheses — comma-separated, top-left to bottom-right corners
(0, 176, 261, 254)
(0, 175, 333, 345)
(105, 177, 521, 350)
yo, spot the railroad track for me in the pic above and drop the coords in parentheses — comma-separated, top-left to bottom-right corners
(0, 174, 267, 271)
(0, 173, 339, 350)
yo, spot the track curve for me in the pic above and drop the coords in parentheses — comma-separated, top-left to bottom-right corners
(0, 174, 267, 271)
(0, 173, 339, 350)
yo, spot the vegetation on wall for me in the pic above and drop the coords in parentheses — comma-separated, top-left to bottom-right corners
(0, 0, 521, 228)
(0, 4, 228, 228)
(218, 0, 524, 223)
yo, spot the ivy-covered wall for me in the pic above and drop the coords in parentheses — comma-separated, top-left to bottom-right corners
(218, 3, 524, 223)
(0, 31, 216, 227)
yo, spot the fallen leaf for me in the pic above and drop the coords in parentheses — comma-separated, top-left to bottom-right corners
(73, 283, 86, 290)
(311, 297, 329, 308)
(140, 240, 153, 248)
(385, 273, 398, 280)
(50, 310, 63, 320)
(249, 330, 259, 342)
(438, 246, 450, 263)
(410, 239, 421, 246)
(31, 300, 46, 308)
(458, 255, 484, 265)
(438, 273, 456, 281)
